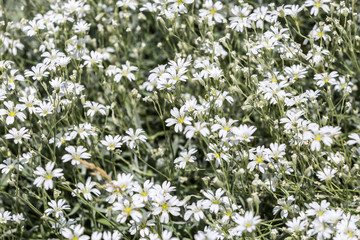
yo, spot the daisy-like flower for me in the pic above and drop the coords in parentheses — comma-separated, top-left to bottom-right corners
(133, 180, 154, 203)
(0, 158, 23, 174)
(24, 63, 49, 81)
(45, 199, 70, 218)
(114, 61, 138, 82)
(0, 211, 12, 224)
(106, 173, 135, 203)
(305, 0, 330, 16)
(286, 217, 308, 233)
(247, 146, 269, 173)
(152, 195, 182, 223)
(35, 101, 54, 116)
(61, 225, 90, 240)
(165, 106, 192, 133)
(82, 51, 103, 68)
(314, 71, 338, 87)
(62, 146, 91, 165)
(101, 135, 123, 151)
(231, 125, 257, 143)
(73, 19, 90, 33)
(84, 101, 107, 117)
(211, 117, 237, 138)
(174, 148, 197, 169)
(0, 101, 26, 125)
(306, 200, 330, 217)
(184, 122, 210, 139)
(123, 128, 147, 149)
(202, 188, 227, 214)
(4, 69, 24, 90)
(231, 211, 261, 236)
(199, 0, 225, 23)
(347, 133, 360, 145)
(19, 94, 41, 114)
(34, 162, 63, 190)
(317, 167, 337, 182)
(113, 198, 144, 223)
(160, 67, 188, 84)
(72, 177, 101, 201)
(5, 127, 31, 144)
(273, 196, 299, 219)
(184, 200, 205, 221)
(168, 0, 193, 14)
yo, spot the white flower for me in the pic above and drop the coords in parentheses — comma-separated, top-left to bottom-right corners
(184, 122, 210, 139)
(230, 211, 261, 236)
(174, 148, 197, 169)
(165, 107, 192, 133)
(306, 200, 330, 216)
(199, 0, 225, 23)
(314, 71, 338, 87)
(84, 101, 107, 117)
(35, 101, 54, 116)
(347, 133, 360, 145)
(316, 167, 337, 182)
(123, 128, 147, 149)
(62, 146, 91, 165)
(286, 217, 307, 233)
(113, 198, 144, 223)
(72, 177, 101, 201)
(184, 200, 204, 221)
(5, 127, 31, 144)
(114, 61, 138, 82)
(202, 188, 226, 214)
(61, 224, 89, 240)
(34, 162, 63, 190)
(45, 199, 70, 218)
(0, 101, 26, 125)
(152, 195, 182, 223)
(101, 135, 123, 150)
(24, 63, 49, 81)
(0, 211, 12, 224)
(211, 117, 237, 139)
(305, 0, 330, 16)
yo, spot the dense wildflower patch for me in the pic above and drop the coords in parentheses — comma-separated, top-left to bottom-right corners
(1, 0, 360, 239)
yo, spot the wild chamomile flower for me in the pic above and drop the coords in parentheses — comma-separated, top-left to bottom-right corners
(62, 146, 91, 165)
(34, 162, 63, 190)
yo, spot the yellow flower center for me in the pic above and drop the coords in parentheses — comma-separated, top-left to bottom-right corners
(178, 118, 184, 123)
(215, 153, 220, 158)
(141, 191, 147, 197)
(318, 32, 323, 37)
(124, 207, 132, 214)
(46, 174, 52, 180)
(9, 112, 16, 117)
(109, 144, 115, 149)
(315, 136, 322, 141)
(245, 222, 252, 228)
(224, 127, 230, 131)
(161, 203, 168, 210)
(257, 157, 263, 163)
(211, 9, 216, 15)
